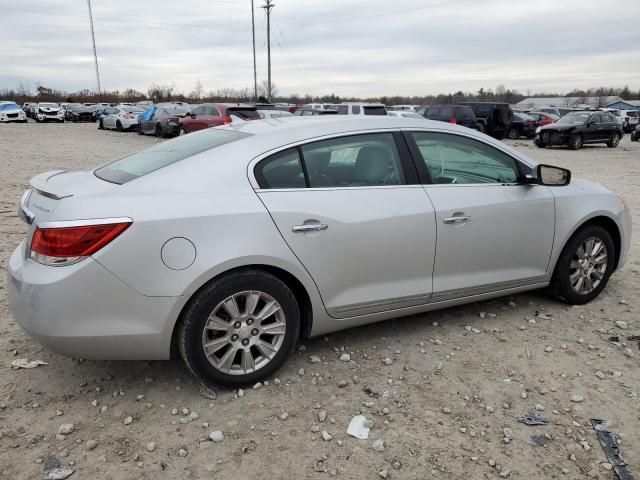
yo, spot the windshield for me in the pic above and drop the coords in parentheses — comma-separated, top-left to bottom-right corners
(0, 103, 19, 111)
(159, 105, 189, 115)
(39, 103, 58, 108)
(95, 128, 251, 184)
(557, 113, 590, 125)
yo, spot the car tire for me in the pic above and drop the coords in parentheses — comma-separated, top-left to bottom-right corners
(178, 270, 300, 388)
(155, 124, 164, 138)
(98, 119, 104, 130)
(179, 127, 187, 136)
(568, 134, 583, 150)
(607, 133, 620, 148)
(551, 225, 615, 305)
(116, 120, 124, 132)
(137, 125, 144, 135)
(72, 117, 77, 123)
(508, 127, 519, 139)
(535, 139, 546, 148)
(476, 122, 486, 134)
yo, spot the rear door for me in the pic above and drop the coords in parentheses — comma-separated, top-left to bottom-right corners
(407, 131, 555, 301)
(255, 131, 437, 318)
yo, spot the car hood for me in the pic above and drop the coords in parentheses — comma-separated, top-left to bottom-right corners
(539, 123, 576, 132)
(39, 106, 61, 112)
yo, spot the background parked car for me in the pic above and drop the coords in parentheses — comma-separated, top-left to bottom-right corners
(179, 103, 260, 135)
(508, 112, 538, 138)
(630, 124, 640, 141)
(328, 103, 387, 115)
(387, 105, 420, 111)
(293, 107, 338, 116)
(526, 111, 558, 126)
(535, 111, 623, 149)
(257, 110, 294, 119)
(138, 103, 190, 137)
(387, 110, 424, 119)
(99, 105, 144, 131)
(417, 105, 477, 129)
(0, 101, 28, 123)
(34, 102, 64, 123)
(67, 104, 96, 122)
(22, 102, 35, 114)
(457, 102, 513, 138)
(531, 106, 576, 118)
(619, 110, 638, 132)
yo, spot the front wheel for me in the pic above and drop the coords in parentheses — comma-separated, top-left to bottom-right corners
(551, 225, 615, 305)
(568, 134, 583, 150)
(179, 127, 187, 136)
(508, 127, 519, 139)
(179, 270, 300, 388)
(155, 124, 164, 138)
(607, 133, 620, 148)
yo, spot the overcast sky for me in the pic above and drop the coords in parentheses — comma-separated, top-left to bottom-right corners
(1, 0, 639, 97)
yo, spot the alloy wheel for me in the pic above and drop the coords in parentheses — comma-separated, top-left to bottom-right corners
(569, 236, 608, 295)
(201, 290, 286, 375)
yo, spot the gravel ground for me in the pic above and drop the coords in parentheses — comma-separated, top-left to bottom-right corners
(1, 121, 639, 480)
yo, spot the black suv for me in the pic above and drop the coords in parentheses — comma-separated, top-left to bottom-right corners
(457, 102, 513, 138)
(416, 105, 476, 129)
(535, 111, 623, 150)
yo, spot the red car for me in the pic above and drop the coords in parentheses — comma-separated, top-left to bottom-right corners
(179, 103, 260, 134)
(526, 111, 558, 126)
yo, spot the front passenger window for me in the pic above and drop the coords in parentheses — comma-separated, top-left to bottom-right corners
(411, 132, 520, 184)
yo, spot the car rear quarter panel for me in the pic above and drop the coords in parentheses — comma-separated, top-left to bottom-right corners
(549, 179, 630, 272)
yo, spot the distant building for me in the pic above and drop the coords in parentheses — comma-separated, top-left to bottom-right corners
(606, 99, 640, 111)
(515, 96, 622, 109)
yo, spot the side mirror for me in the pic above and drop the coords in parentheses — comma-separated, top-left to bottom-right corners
(536, 164, 571, 186)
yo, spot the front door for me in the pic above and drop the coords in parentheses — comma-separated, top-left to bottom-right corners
(255, 132, 437, 318)
(407, 131, 555, 301)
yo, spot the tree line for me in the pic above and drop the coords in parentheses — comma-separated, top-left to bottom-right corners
(1, 81, 638, 106)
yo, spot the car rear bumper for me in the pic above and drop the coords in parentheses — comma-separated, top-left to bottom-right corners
(7, 241, 178, 360)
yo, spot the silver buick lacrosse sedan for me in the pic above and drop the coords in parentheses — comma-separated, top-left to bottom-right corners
(8, 117, 631, 387)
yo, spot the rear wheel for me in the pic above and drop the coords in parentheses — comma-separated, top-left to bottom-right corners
(137, 124, 144, 135)
(607, 132, 620, 148)
(98, 119, 104, 130)
(551, 225, 615, 305)
(116, 120, 123, 132)
(508, 127, 519, 139)
(179, 270, 300, 388)
(568, 134, 583, 150)
(476, 122, 486, 134)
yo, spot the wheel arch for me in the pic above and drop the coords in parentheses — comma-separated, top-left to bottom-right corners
(169, 263, 314, 359)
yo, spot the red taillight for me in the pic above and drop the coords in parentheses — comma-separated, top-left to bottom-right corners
(123, 114, 134, 119)
(31, 221, 131, 265)
(449, 117, 457, 124)
(222, 115, 232, 124)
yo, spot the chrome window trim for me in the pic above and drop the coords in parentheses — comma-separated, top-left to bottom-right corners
(37, 217, 133, 229)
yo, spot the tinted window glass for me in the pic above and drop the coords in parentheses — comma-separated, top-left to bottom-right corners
(227, 107, 260, 119)
(411, 132, 520, 184)
(363, 106, 387, 116)
(627, 111, 638, 118)
(95, 129, 250, 184)
(352, 105, 361, 114)
(455, 107, 475, 120)
(255, 148, 305, 189)
(332, 105, 348, 115)
(301, 133, 405, 188)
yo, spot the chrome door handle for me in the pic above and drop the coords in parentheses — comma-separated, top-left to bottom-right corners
(444, 216, 470, 224)
(292, 224, 328, 233)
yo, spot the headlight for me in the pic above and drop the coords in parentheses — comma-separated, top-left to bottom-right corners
(535, 126, 541, 134)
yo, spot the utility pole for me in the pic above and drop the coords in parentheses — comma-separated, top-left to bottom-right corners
(251, 0, 258, 102)
(86, 0, 101, 97)
(261, 0, 274, 102)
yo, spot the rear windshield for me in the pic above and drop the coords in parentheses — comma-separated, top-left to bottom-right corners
(363, 106, 387, 116)
(455, 107, 475, 120)
(228, 107, 260, 120)
(95, 129, 250, 184)
(426, 106, 453, 119)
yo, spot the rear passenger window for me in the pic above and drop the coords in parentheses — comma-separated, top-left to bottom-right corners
(255, 148, 306, 189)
(352, 105, 361, 114)
(301, 133, 405, 188)
(363, 106, 387, 116)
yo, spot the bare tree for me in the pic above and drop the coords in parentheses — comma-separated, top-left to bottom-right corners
(189, 80, 204, 101)
(147, 83, 174, 102)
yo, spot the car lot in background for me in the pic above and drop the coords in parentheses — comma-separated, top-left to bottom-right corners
(67, 104, 96, 122)
(417, 105, 477, 129)
(531, 106, 576, 118)
(179, 103, 260, 135)
(138, 103, 190, 137)
(294, 107, 338, 116)
(99, 105, 144, 131)
(535, 110, 623, 149)
(458, 102, 513, 138)
(525, 111, 558, 126)
(0, 101, 27, 122)
(328, 103, 387, 115)
(620, 109, 638, 132)
(508, 112, 538, 138)
(34, 102, 64, 123)
(387, 110, 423, 119)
